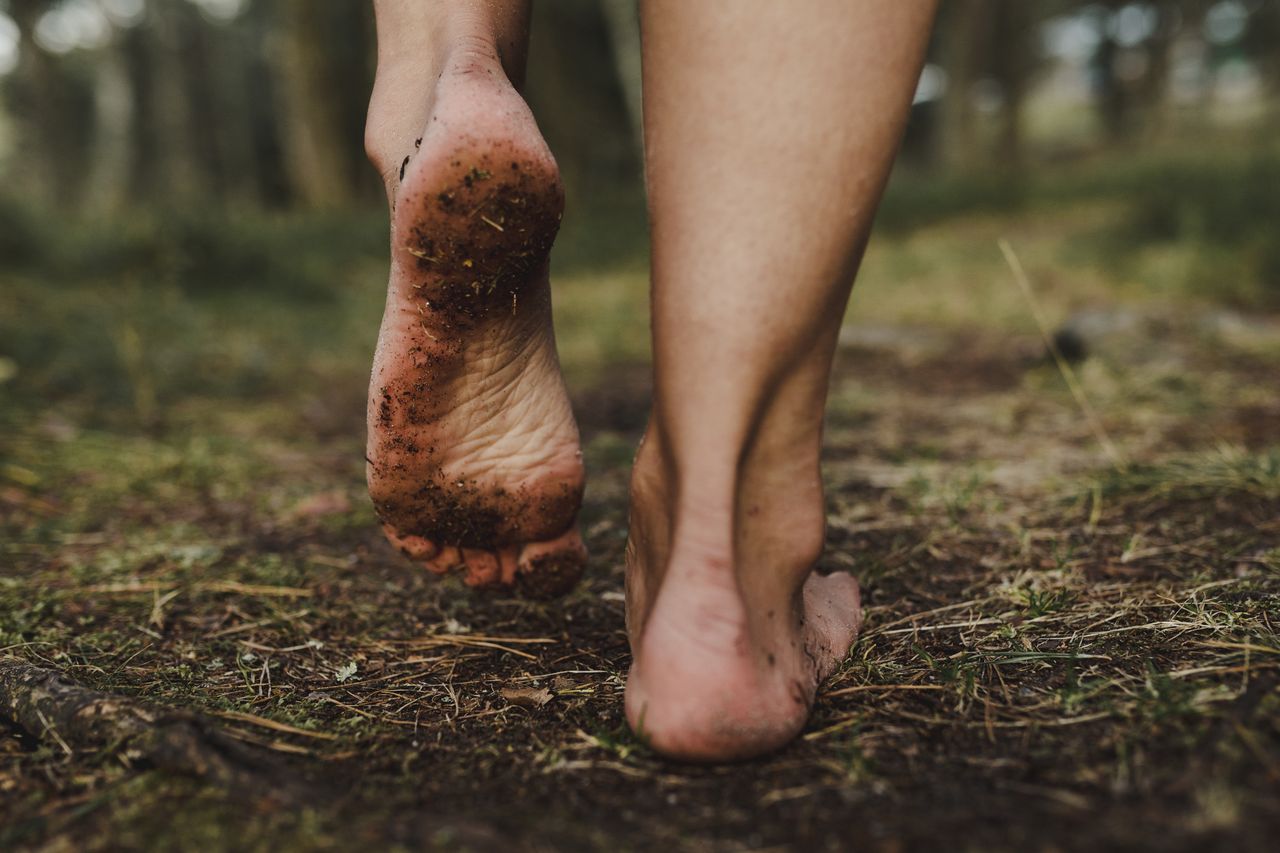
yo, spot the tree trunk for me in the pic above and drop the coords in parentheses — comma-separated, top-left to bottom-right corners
(143, 0, 205, 203)
(991, 0, 1032, 166)
(7, 0, 74, 207)
(239, 0, 294, 207)
(273, 0, 373, 209)
(600, 0, 644, 161)
(85, 42, 134, 212)
(525, 0, 639, 192)
(1093, 1, 1133, 144)
(176, 1, 227, 205)
(121, 17, 158, 204)
(1138, 0, 1179, 140)
(936, 0, 991, 169)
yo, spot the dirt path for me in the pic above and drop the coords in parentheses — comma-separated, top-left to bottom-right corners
(2, 315, 1278, 851)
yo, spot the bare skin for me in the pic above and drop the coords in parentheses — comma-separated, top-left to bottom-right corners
(364, 0, 937, 757)
(364, 0, 586, 597)
(624, 1, 937, 760)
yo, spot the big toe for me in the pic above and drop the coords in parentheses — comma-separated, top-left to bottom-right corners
(802, 571, 862, 679)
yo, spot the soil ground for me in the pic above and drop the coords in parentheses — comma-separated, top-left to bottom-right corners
(2, 151, 1279, 850)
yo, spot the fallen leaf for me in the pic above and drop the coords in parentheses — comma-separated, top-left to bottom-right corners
(501, 686, 553, 709)
(289, 490, 351, 520)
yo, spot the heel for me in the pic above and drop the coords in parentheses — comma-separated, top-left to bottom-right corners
(394, 130, 563, 330)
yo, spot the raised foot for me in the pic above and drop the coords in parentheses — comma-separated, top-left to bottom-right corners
(366, 63, 585, 598)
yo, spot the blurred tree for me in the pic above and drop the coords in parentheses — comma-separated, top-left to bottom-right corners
(600, 0, 643, 159)
(175, 1, 226, 197)
(1242, 0, 1280, 104)
(1139, 0, 1180, 137)
(274, 0, 376, 208)
(934, 0, 991, 168)
(989, 0, 1037, 164)
(120, 10, 157, 203)
(1091, 0, 1195, 143)
(237, 0, 293, 207)
(5, 0, 1276, 214)
(1093, 1, 1136, 142)
(525, 0, 639, 195)
(82, 25, 130, 211)
(146, 0, 206, 201)
(934, 0, 1052, 168)
(6, 0, 73, 206)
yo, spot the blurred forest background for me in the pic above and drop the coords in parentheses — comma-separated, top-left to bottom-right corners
(1, 0, 1279, 414)
(2, 0, 1280, 399)
(2, 0, 1279, 211)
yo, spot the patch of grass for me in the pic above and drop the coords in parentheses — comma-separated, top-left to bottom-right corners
(583, 723, 652, 763)
(870, 138, 1280, 319)
(1099, 448, 1280, 501)
(1020, 588, 1076, 618)
(0, 198, 386, 293)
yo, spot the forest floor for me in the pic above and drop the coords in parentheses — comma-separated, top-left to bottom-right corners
(2, 148, 1280, 851)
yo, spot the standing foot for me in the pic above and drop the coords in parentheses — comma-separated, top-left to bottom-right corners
(624, 423, 862, 761)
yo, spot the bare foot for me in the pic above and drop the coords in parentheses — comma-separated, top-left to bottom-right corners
(364, 52, 586, 597)
(623, 424, 862, 761)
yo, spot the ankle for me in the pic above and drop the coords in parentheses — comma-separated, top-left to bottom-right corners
(364, 32, 514, 193)
(631, 418, 827, 590)
(371, 0, 524, 75)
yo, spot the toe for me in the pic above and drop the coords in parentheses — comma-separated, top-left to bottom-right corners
(383, 525, 439, 561)
(424, 545, 464, 575)
(515, 529, 588, 598)
(802, 571, 862, 679)
(497, 547, 520, 586)
(461, 548, 501, 587)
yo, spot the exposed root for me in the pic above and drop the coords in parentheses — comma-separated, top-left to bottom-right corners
(0, 657, 320, 806)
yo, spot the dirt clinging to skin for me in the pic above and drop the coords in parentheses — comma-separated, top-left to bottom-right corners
(397, 144, 564, 332)
(364, 137, 580, 584)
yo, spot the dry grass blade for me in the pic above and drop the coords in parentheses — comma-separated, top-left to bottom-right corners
(824, 684, 947, 697)
(393, 634, 556, 660)
(75, 581, 313, 599)
(998, 238, 1128, 472)
(221, 727, 317, 756)
(1196, 640, 1280, 656)
(212, 710, 339, 740)
(198, 581, 313, 598)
